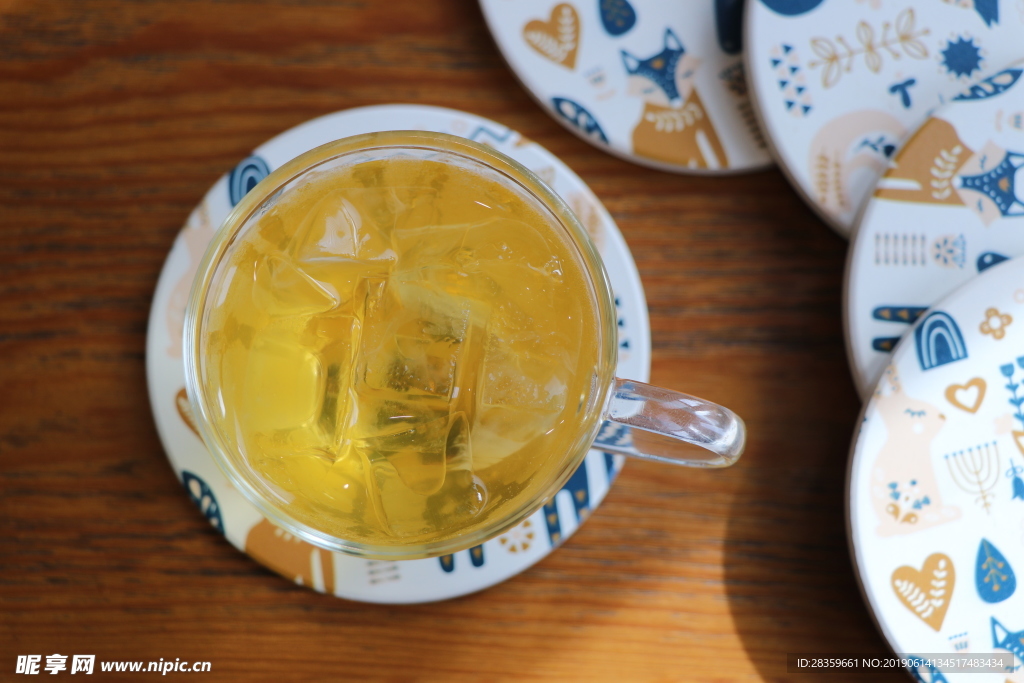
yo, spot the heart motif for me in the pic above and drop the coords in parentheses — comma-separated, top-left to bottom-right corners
(944, 378, 986, 413)
(523, 3, 579, 70)
(1013, 431, 1024, 456)
(891, 553, 955, 631)
(176, 387, 201, 438)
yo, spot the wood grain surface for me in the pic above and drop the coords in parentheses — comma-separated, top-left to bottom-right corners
(0, 1, 903, 681)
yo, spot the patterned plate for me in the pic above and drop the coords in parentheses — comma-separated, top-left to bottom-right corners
(848, 256, 1024, 682)
(144, 104, 652, 603)
(745, 0, 1024, 236)
(846, 61, 1024, 398)
(479, 0, 773, 174)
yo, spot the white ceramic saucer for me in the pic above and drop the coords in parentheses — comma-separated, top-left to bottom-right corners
(846, 60, 1024, 398)
(479, 0, 772, 174)
(144, 104, 651, 603)
(745, 0, 1024, 236)
(849, 255, 1024, 681)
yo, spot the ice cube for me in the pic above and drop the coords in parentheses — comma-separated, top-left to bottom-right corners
(445, 411, 472, 473)
(392, 213, 545, 274)
(421, 469, 488, 528)
(307, 313, 359, 443)
(283, 184, 446, 262)
(303, 446, 367, 515)
(392, 221, 470, 273)
(354, 407, 491, 536)
(351, 391, 451, 535)
(357, 278, 487, 400)
(392, 187, 442, 235)
(480, 334, 569, 412)
(365, 337, 460, 398)
(286, 189, 398, 264)
(253, 446, 331, 494)
(471, 334, 570, 469)
(295, 258, 394, 315)
(252, 255, 338, 317)
(459, 217, 558, 269)
(470, 404, 560, 470)
(366, 411, 449, 495)
(242, 333, 324, 431)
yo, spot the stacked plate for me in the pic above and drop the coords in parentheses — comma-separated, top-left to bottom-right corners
(146, 105, 652, 604)
(480, 1, 1024, 678)
(480, 0, 773, 174)
(839, 58, 1024, 683)
(745, 5, 1024, 676)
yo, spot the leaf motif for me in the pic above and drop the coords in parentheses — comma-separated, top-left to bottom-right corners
(856, 21, 875, 48)
(810, 38, 836, 61)
(558, 6, 577, 48)
(865, 49, 882, 73)
(901, 38, 929, 60)
(895, 8, 916, 37)
(525, 30, 565, 62)
(809, 38, 842, 87)
(822, 58, 841, 88)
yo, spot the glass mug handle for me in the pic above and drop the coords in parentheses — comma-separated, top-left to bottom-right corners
(599, 379, 746, 468)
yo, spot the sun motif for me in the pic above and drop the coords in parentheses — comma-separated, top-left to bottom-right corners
(980, 307, 1012, 340)
(940, 36, 984, 79)
(498, 519, 536, 554)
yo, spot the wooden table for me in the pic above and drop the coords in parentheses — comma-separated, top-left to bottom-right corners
(0, 1, 904, 680)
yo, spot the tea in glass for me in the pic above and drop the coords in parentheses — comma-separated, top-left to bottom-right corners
(201, 153, 602, 546)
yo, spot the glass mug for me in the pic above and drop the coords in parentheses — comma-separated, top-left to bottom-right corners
(184, 131, 745, 560)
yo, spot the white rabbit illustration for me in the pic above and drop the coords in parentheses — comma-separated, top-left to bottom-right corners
(870, 366, 961, 536)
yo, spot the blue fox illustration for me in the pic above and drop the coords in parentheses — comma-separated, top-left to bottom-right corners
(956, 150, 1024, 219)
(992, 617, 1024, 663)
(621, 29, 728, 169)
(621, 28, 695, 107)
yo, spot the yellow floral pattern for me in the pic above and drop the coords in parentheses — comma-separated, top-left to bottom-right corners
(808, 9, 930, 88)
(980, 307, 1013, 340)
(498, 519, 536, 554)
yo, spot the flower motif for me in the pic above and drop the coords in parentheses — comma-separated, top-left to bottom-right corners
(980, 307, 1013, 340)
(498, 519, 536, 554)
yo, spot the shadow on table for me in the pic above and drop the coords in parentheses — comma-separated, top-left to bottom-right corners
(721, 356, 905, 683)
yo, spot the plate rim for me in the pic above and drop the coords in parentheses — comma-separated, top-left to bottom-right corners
(842, 60, 1024, 400)
(144, 102, 654, 603)
(845, 253, 1024, 667)
(478, 0, 775, 176)
(742, 0, 855, 237)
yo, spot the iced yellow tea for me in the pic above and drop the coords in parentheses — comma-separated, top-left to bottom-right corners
(200, 152, 602, 546)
